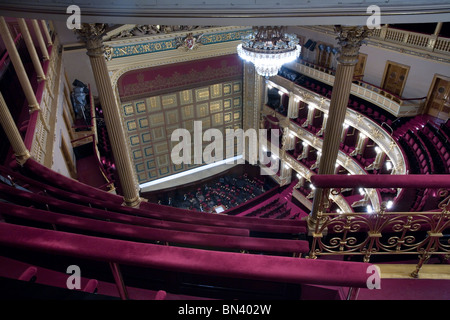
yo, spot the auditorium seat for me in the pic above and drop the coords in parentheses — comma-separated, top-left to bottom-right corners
(18, 267, 37, 282)
(82, 279, 98, 293)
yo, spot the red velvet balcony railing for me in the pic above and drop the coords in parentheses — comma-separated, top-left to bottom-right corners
(0, 222, 376, 299)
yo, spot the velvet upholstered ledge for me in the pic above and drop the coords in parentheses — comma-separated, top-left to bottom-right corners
(0, 223, 375, 288)
(21, 159, 307, 234)
(0, 201, 310, 255)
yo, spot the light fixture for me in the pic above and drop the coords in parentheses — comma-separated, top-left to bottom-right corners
(386, 161, 392, 170)
(237, 26, 301, 78)
(366, 205, 373, 213)
(308, 103, 316, 110)
(386, 200, 394, 209)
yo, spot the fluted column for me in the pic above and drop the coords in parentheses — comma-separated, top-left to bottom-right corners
(350, 131, 368, 156)
(280, 161, 292, 184)
(0, 93, 31, 166)
(0, 17, 40, 113)
(17, 18, 46, 82)
(31, 19, 49, 60)
(302, 103, 315, 127)
(310, 150, 321, 170)
(365, 147, 386, 171)
(297, 142, 309, 160)
(316, 113, 327, 136)
(75, 23, 141, 208)
(434, 22, 443, 36)
(287, 92, 299, 119)
(281, 127, 295, 151)
(40, 20, 53, 46)
(341, 123, 350, 142)
(309, 26, 371, 230)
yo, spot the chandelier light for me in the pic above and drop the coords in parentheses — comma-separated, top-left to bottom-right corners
(237, 26, 301, 78)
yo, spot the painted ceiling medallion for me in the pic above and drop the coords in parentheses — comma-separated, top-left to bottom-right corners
(176, 33, 204, 51)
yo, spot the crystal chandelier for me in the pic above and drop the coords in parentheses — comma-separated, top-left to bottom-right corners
(237, 26, 301, 78)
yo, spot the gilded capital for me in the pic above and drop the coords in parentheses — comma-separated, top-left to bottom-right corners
(75, 23, 107, 56)
(334, 25, 372, 64)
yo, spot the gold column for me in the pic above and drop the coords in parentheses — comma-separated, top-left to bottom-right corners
(0, 17, 40, 113)
(31, 19, 49, 61)
(281, 127, 295, 151)
(308, 26, 371, 230)
(75, 24, 141, 208)
(434, 22, 443, 36)
(350, 131, 367, 156)
(0, 93, 31, 166)
(287, 92, 299, 119)
(302, 103, 315, 127)
(17, 18, 46, 82)
(40, 20, 53, 46)
(316, 113, 327, 136)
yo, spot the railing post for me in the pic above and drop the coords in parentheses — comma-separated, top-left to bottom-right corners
(109, 262, 129, 300)
(346, 287, 360, 300)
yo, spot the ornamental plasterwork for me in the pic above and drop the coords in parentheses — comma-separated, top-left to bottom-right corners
(108, 25, 214, 41)
(370, 127, 383, 140)
(175, 33, 204, 51)
(334, 25, 372, 63)
(106, 26, 251, 85)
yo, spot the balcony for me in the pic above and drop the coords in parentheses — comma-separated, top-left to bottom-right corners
(371, 26, 450, 56)
(284, 60, 425, 117)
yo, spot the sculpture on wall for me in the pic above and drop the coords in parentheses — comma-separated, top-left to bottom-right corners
(175, 33, 204, 51)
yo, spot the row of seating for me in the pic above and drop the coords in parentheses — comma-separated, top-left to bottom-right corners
(422, 123, 450, 172)
(410, 188, 430, 212)
(347, 98, 395, 128)
(417, 128, 448, 174)
(241, 197, 280, 217)
(1, 164, 307, 235)
(0, 158, 377, 299)
(259, 202, 288, 218)
(440, 119, 450, 140)
(399, 132, 430, 174)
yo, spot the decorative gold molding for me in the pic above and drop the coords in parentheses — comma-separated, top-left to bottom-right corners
(334, 25, 372, 65)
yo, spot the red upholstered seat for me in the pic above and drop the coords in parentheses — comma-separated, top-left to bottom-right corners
(155, 290, 167, 300)
(82, 279, 98, 293)
(18, 267, 37, 282)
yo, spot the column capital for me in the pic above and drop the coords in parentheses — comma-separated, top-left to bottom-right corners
(334, 25, 372, 65)
(75, 23, 107, 56)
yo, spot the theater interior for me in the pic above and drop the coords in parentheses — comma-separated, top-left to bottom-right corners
(0, 1, 449, 301)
